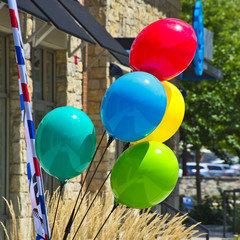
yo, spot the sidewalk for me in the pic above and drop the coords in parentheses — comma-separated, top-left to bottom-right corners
(192, 225, 237, 240)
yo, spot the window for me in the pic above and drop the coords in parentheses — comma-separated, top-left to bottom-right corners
(0, 35, 7, 239)
(32, 47, 57, 195)
(33, 49, 54, 103)
(208, 165, 222, 171)
(187, 166, 196, 170)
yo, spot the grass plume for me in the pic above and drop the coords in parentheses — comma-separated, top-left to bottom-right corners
(1, 188, 202, 239)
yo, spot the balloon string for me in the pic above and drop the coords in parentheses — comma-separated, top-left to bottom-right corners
(93, 204, 118, 240)
(72, 134, 114, 219)
(63, 130, 106, 240)
(51, 182, 64, 239)
(63, 131, 112, 240)
(72, 170, 112, 240)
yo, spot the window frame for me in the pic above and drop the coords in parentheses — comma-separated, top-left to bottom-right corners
(0, 33, 9, 236)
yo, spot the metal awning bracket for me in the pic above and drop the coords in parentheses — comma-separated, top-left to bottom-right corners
(68, 36, 87, 57)
(33, 24, 55, 47)
(24, 22, 48, 43)
(83, 49, 106, 72)
(24, 20, 55, 47)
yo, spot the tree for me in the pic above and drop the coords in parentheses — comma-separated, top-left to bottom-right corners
(180, 0, 240, 203)
(180, 0, 240, 162)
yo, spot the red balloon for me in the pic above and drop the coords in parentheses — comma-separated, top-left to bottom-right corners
(130, 18, 197, 81)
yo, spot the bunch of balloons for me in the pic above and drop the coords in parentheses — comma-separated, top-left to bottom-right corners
(34, 18, 197, 210)
(101, 18, 197, 209)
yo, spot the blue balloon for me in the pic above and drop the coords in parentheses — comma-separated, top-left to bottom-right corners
(101, 71, 167, 142)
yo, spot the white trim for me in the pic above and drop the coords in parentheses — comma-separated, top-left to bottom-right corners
(0, 2, 5, 10)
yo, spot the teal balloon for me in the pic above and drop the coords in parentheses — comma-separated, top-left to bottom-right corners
(110, 141, 179, 209)
(35, 106, 96, 182)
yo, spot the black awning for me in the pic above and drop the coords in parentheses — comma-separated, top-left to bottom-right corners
(178, 61, 223, 81)
(1, 0, 49, 21)
(110, 52, 129, 67)
(31, 0, 95, 44)
(2, 0, 129, 66)
(115, 37, 135, 50)
(58, 0, 128, 58)
(115, 38, 223, 79)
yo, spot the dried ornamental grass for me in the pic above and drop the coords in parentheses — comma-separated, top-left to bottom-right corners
(1, 189, 202, 240)
(0, 197, 32, 240)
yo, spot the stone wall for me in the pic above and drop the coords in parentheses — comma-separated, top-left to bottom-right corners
(179, 176, 240, 197)
(106, 0, 180, 37)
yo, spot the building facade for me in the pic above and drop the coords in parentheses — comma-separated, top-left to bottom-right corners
(0, 0, 180, 238)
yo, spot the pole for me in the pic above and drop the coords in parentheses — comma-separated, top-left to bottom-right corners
(233, 190, 236, 234)
(223, 191, 226, 238)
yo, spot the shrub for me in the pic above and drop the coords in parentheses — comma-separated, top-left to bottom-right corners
(188, 195, 223, 225)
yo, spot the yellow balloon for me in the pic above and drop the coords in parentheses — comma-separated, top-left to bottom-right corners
(132, 81, 185, 144)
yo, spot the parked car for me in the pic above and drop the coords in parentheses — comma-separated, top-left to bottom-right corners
(230, 164, 240, 176)
(204, 163, 225, 177)
(203, 163, 237, 177)
(186, 162, 211, 177)
(222, 164, 238, 177)
(180, 162, 239, 177)
(178, 167, 194, 177)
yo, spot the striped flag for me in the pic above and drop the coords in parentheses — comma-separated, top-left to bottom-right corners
(7, 0, 51, 239)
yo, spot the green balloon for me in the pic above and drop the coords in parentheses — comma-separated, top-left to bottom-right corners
(110, 141, 179, 209)
(35, 106, 96, 183)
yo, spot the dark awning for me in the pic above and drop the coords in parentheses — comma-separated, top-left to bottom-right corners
(58, 0, 128, 58)
(110, 52, 129, 67)
(31, 0, 94, 44)
(15, 0, 49, 21)
(115, 37, 223, 80)
(115, 37, 135, 50)
(1, 0, 48, 21)
(1, 0, 93, 42)
(178, 61, 223, 81)
(1, 0, 130, 66)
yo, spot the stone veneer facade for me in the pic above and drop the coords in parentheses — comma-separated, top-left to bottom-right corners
(0, 0, 180, 238)
(179, 176, 240, 197)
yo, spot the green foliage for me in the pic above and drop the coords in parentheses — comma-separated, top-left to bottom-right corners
(188, 195, 223, 225)
(180, 0, 240, 162)
(188, 193, 240, 233)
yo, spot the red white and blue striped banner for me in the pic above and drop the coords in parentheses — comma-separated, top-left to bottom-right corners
(7, 0, 51, 239)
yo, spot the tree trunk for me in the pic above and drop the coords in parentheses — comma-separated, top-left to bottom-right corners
(195, 149, 202, 205)
(182, 146, 188, 176)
